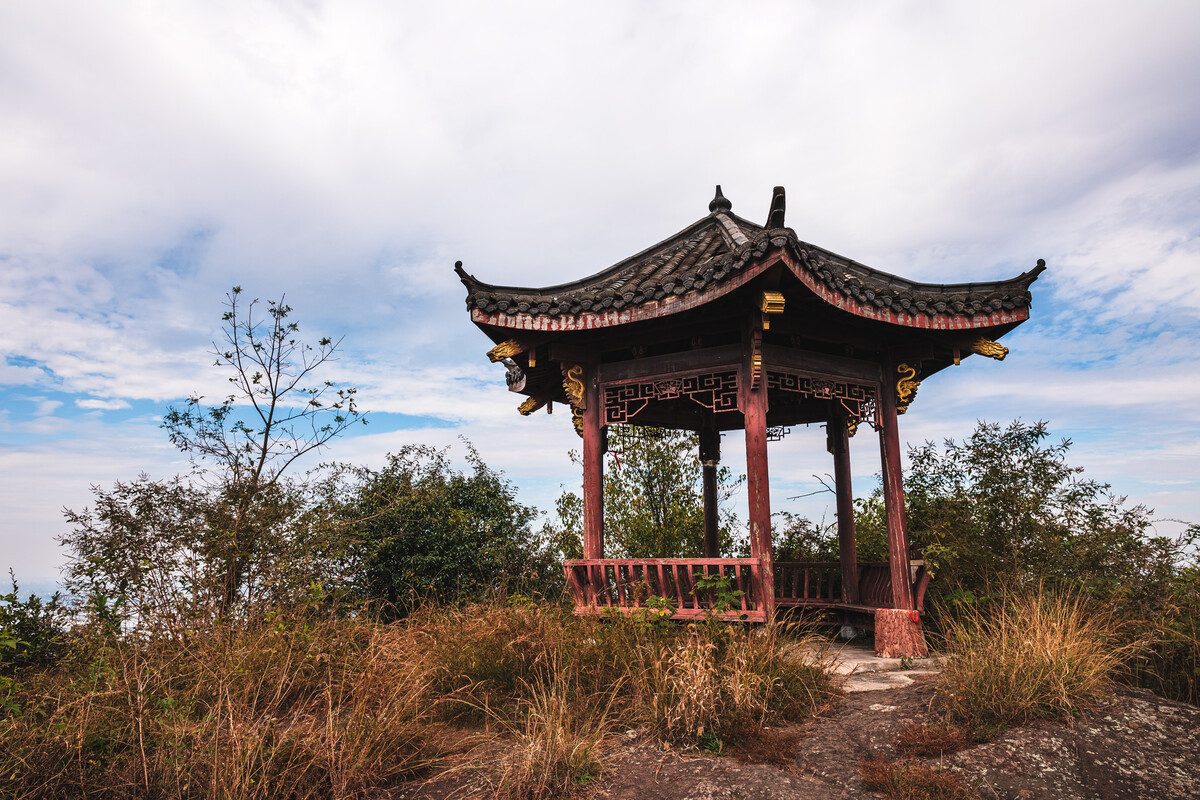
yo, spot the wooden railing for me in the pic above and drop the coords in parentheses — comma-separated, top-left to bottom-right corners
(775, 561, 842, 604)
(776, 561, 931, 611)
(563, 558, 765, 621)
(565, 558, 930, 623)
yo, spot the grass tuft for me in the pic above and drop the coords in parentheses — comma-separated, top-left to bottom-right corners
(895, 721, 973, 758)
(859, 756, 977, 800)
(937, 586, 1139, 730)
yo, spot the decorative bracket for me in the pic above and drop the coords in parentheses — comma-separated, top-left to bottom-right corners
(487, 339, 523, 363)
(503, 359, 526, 392)
(562, 363, 586, 409)
(896, 363, 920, 415)
(971, 337, 1009, 361)
(760, 291, 785, 329)
(518, 396, 545, 416)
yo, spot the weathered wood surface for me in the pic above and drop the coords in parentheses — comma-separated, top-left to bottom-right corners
(878, 363, 915, 610)
(563, 558, 761, 620)
(582, 365, 603, 559)
(874, 607, 929, 658)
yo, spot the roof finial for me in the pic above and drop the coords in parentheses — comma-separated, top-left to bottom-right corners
(766, 186, 786, 228)
(709, 185, 732, 213)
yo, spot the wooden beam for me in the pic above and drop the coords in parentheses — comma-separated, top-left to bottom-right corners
(597, 344, 743, 383)
(878, 361, 915, 610)
(760, 344, 884, 384)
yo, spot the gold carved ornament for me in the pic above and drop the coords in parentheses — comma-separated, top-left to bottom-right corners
(971, 337, 1009, 361)
(847, 417, 859, 437)
(896, 363, 920, 415)
(517, 397, 542, 416)
(562, 364, 586, 410)
(571, 406, 583, 437)
(487, 339, 522, 363)
(759, 291, 785, 329)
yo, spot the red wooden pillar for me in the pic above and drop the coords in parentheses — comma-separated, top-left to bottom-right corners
(700, 425, 720, 558)
(828, 416, 860, 604)
(582, 365, 604, 561)
(878, 366, 915, 610)
(741, 325, 774, 619)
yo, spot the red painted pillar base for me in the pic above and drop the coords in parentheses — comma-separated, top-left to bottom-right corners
(874, 608, 928, 659)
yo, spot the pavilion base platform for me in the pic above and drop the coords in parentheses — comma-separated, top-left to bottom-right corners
(564, 558, 932, 657)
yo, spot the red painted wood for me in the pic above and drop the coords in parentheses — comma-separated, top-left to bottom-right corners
(878, 369, 916, 610)
(582, 367, 604, 560)
(741, 323, 775, 620)
(564, 558, 758, 567)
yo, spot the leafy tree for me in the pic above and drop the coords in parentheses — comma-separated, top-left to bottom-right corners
(338, 443, 558, 616)
(900, 420, 1181, 601)
(161, 287, 364, 612)
(547, 427, 742, 559)
(61, 289, 364, 623)
(61, 476, 213, 624)
(894, 419, 1199, 703)
(0, 571, 70, 675)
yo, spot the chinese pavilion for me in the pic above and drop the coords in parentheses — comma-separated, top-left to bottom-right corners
(457, 186, 1043, 657)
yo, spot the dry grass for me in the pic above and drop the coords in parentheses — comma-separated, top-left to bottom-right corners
(640, 621, 834, 746)
(859, 756, 977, 800)
(0, 612, 444, 799)
(0, 601, 837, 798)
(488, 665, 617, 799)
(937, 586, 1140, 730)
(895, 721, 973, 758)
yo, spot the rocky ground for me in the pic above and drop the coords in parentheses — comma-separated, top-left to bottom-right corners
(394, 667, 1200, 799)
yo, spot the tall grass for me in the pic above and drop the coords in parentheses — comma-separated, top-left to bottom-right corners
(489, 663, 617, 799)
(937, 587, 1140, 730)
(1, 601, 837, 799)
(1, 611, 443, 799)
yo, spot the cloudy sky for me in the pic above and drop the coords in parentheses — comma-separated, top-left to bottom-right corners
(3, 1, 1199, 592)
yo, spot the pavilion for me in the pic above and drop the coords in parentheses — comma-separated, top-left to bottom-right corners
(457, 186, 1043, 657)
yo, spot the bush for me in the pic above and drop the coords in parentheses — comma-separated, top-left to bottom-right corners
(0, 608, 444, 799)
(937, 586, 1139, 731)
(0, 572, 70, 676)
(339, 444, 562, 617)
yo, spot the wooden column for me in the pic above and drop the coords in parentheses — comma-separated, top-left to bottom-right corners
(741, 324, 774, 619)
(699, 426, 721, 558)
(582, 366, 604, 560)
(828, 415, 860, 604)
(878, 365, 915, 610)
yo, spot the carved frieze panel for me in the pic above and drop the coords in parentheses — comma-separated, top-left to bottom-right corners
(767, 369, 881, 431)
(603, 370, 739, 425)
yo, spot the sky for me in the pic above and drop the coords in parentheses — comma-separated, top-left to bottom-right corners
(2, 1, 1199, 593)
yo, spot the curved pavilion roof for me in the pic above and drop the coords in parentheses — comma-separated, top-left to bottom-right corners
(456, 186, 1046, 334)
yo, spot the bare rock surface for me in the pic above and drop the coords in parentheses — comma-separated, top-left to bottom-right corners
(392, 681, 1200, 799)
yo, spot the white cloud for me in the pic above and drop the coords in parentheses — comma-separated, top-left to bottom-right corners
(75, 398, 132, 411)
(2, 0, 1199, 583)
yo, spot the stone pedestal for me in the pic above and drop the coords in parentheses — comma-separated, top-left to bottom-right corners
(874, 608, 928, 658)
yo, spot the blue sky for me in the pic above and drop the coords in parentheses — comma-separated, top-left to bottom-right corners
(2, 1, 1199, 592)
